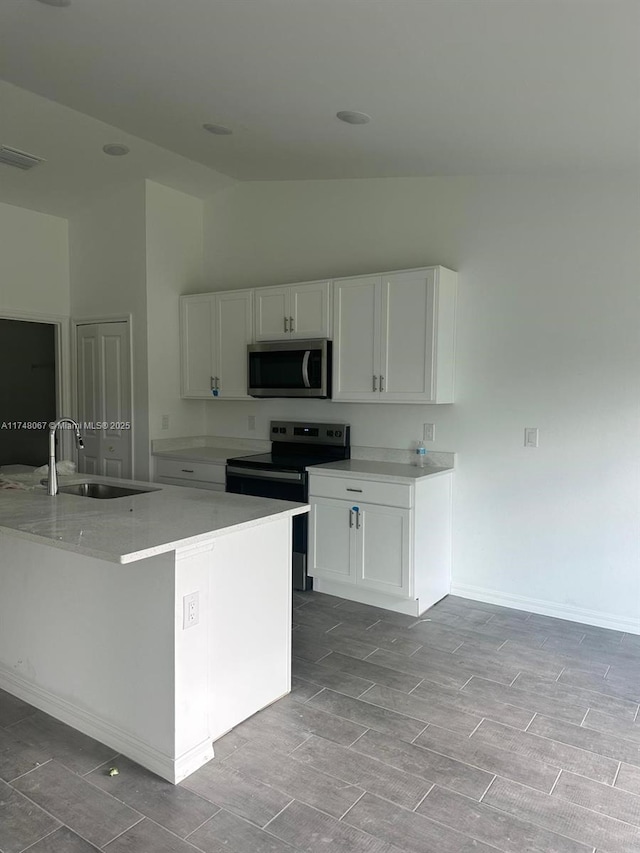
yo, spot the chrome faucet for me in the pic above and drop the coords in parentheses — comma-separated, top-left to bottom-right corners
(48, 418, 84, 496)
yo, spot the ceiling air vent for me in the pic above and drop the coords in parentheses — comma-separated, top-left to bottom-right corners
(0, 145, 45, 171)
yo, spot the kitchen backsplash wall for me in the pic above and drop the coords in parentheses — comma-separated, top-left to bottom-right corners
(202, 397, 453, 460)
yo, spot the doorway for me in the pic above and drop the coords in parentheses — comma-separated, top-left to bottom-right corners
(0, 318, 57, 467)
(76, 321, 133, 478)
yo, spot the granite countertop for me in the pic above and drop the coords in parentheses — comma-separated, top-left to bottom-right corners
(0, 475, 307, 564)
(307, 459, 454, 484)
(152, 447, 242, 464)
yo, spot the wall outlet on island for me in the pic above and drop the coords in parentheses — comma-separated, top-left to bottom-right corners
(423, 423, 435, 442)
(161, 414, 170, 431)
(183, 591, 199, 629)
(248, 415, 256, 431)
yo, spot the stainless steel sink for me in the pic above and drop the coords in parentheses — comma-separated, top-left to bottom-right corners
(57, 483, 160, 499)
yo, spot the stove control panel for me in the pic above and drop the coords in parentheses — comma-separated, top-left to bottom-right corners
(270, 420, 350, 446)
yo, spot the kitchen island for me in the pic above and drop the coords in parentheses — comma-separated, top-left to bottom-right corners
(0, 476, 307, 783)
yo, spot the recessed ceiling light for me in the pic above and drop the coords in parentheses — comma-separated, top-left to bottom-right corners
(336, 111, 371, 125)
(35, 0, 72, 7)
(203, 123, 233, 136)
(102, 143, 130, 157)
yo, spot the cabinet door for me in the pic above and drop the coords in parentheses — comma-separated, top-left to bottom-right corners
(180, 294, 215, 398)
(356, 503, 412, 598)
(290, 281, 331, 339)
(309, 498, 356, 584)
(379, 269, 436, 403)
(214, 290, 254, 399)
(254, 287, 289, 341)
(332, 277, 381, 402)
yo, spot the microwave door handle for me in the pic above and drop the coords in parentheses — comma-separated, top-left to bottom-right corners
(302, 350, 311, 388)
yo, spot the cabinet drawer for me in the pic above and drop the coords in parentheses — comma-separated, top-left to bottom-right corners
(309, 475, 412, 508)
(155, 458, 225, 485)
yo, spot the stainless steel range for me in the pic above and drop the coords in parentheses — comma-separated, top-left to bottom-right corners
(225, 420, 351, 590)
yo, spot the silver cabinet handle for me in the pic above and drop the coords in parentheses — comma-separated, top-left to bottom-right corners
(215, 376, 220, 391)
(372, 375, 378, 392)
(355, 508, 361, 529)
(349, 509, 354, 528)
(284, 317, 288, 333)
(210, 376, 215, 391)
(181, 468, 194, 473)
(290, 315, 294, 332)
(380, 375, 385, 392)
(346, 488, 362, 492)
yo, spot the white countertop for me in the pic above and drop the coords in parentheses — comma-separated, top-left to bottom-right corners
(0, 476, 308, 564)
(152, 446, 241, 464)
(307, 459, 454, 484)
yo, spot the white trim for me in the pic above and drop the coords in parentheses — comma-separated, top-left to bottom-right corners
(70, 315, 135, 478)
(312, 577, 422, 616)
(0, 663, 213, 784)
(450, 583, 640, 635)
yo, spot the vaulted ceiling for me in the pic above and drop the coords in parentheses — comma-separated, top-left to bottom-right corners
(0, 0, 637, 214)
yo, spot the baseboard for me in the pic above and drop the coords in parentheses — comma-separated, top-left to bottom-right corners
(312, 578, 421, 616)
(0, 664, 213, 783)
(450, 583, 640, 635)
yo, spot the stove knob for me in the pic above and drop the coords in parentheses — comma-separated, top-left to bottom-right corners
(327, 430, 334, 437)
(335, 430, 342, 437)
(272, 427, 278, 433)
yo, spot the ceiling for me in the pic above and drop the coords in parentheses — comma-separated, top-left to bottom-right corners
(0, 0, 637, 214)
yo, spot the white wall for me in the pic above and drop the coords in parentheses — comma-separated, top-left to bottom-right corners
(0, 201, 69, 316)
(145, 180, 206, 442)
(203, 175, 640, 632)
(69, 183, 150, 479)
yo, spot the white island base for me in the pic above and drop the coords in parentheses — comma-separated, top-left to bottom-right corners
(0, 514, 293, 783)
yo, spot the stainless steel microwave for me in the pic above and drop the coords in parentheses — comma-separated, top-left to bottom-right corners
(248, 339, 332, 398)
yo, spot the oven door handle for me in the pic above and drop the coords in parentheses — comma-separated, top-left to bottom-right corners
(302, 351, 311, 388)
(226, 466, 303, 482)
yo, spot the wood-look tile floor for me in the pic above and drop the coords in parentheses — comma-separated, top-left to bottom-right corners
(2, 594, 640, 852)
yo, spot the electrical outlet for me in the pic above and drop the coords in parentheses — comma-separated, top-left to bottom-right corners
(524, 427, 539, 448)
(248, 415, 256, 431)
(161, 414, 169, 430)
(183, 592, 199, 629)
(423, 423, 435, 442)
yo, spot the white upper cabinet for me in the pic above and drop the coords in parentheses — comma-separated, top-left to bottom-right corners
(332, 266, 457, 404)
(180, 290, 253, 399)
(331, 276, 380, 402)
(254, 280, 331, 341)
(180, 294, 215, 398)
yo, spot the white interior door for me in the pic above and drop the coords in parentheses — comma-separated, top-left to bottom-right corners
(76, 322, 132, 478)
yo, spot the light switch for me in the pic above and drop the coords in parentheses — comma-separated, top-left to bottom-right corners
(524, 427, 539, 448)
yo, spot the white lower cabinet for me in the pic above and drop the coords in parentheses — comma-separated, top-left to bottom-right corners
(155, 457, 225, 491)
(309, 470, 452, 616)
(356, 503, 411, 597)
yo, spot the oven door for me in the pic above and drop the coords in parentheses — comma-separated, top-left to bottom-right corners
(248, 340, 330, 398)
(226, 466, 311, 591)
